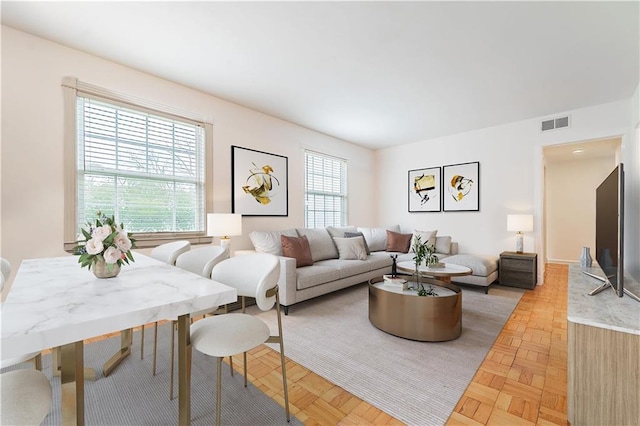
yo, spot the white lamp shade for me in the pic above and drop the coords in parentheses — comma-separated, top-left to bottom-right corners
(207, 213, 242, 237)
(507, 214, 534, 233)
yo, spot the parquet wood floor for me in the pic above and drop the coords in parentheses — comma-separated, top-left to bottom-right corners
(82, 263, 569, 425)
(447, 263, 568, 426)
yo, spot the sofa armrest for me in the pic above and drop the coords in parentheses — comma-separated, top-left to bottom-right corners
(276, 256, 298, 307)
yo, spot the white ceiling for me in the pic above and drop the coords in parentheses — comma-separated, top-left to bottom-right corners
(543, 137, 620, 164)
(1, 1, 638, 150)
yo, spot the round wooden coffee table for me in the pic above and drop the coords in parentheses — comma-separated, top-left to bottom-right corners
(368, 275, 462, 341)
(396, 261, 471, 283)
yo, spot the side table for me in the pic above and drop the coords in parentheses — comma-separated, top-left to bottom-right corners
(499, 251, 537, 289)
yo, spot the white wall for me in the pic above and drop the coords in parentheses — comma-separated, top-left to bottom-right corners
(2, 26, 638, 288)
(0, 27, 376, 279)
(545, 156, 616, 262)
(375, 100, 637, 282)
(625, 85, 640, 280)
(375, 124, 536, 254)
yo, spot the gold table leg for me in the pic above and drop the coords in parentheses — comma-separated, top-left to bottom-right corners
(61, 341, 84, 426)
(103, 328, 133, 376)
(53, 347, 97, 381)
(177, 314, 192, 425)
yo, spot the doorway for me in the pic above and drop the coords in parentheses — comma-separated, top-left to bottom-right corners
(543, 138, 621, 263)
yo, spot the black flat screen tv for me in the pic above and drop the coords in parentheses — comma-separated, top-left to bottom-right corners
(594, 164, 624, 297)
(588, 163, 640, 302)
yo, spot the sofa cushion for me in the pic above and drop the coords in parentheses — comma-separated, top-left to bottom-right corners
(386, 230, 413, 253)
(344, 231, 370, 254)
(357, 225, 400, 252)
(444, 254, 498, 277)
(333, 236, 368, 260)
(296, 228, 338, 261)
(296, 263, 342, 290)
(435, 236, 452, 255)
(409, 229, 437, 252)
(326, 226, 357, 239)
(249, 229, 298, 255)
(366, 251, 395, 270)
(315, 258, 371, 279)
(281, 235, 314, 267)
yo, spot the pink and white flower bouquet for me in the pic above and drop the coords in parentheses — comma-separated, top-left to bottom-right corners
(74, 211, 136, 271)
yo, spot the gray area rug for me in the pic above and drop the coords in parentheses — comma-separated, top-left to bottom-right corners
(3, 325, 298, 425)
(251, 283, 524, 426)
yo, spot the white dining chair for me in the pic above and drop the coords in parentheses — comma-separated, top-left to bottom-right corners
(190, 253, 290, 425)
(0, 369, 52, 425)
(1, 258, 43, 371)
(150, 240, 192, 265)
(143, 240, 191, 374)
(167, 245, 230, 399)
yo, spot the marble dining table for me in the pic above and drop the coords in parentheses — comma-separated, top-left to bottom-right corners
(1, 253, 237, 425)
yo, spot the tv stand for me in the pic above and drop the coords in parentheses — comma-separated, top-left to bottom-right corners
(583, 271, 640, 302)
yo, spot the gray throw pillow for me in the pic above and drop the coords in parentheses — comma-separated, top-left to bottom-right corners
(344, 231, 370, 255)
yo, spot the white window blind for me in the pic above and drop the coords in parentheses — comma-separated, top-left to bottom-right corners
(76, 96, 206, 234)
(304, 151, 347, 228)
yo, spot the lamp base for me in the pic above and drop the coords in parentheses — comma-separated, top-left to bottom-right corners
(515, 232, 523, 253)
(219, 237, 231, 248)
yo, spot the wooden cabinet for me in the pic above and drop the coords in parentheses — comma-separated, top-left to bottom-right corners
(499, 251, 537, 289)
(567, 264, 640, 425)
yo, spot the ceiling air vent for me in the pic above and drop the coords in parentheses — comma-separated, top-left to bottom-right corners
(541, 116, 570, 132)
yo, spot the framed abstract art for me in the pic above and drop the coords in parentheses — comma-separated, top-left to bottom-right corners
(408, 167, 441, 212)
(443, 161, 479, 212)
(231, 145, 288, 216)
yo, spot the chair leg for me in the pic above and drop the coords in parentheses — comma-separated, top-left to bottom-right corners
(276, 297, 291, 422)
(152, 321, 158, 376)
(216, 357, 223, 426)
(140, 324, 145, 359)
(278, 345, 290, 422)
(170, 321, 175, 400)
(243, 352, 248, 387)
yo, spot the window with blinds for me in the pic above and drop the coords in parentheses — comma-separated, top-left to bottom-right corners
(304, 151, 347, 228)
(76, 96, 206, 235)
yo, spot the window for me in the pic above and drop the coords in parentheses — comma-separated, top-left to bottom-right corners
(304, 151, 347, 228)
(63, 78, 213, 249)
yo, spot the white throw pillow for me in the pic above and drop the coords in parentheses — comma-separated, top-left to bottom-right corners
(249, 229, 298, 255)
(333, 236, 368, 260)
(296, 228, 339, 261)
(435, 236, 452, 254)
(409, 229, 437, 252)
(357, 225, 400, 252)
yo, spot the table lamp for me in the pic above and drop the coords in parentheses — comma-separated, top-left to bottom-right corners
(507, 214, 533, 253)
(207, 213, 242, 249)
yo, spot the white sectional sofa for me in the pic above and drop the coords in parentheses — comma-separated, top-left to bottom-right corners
(249, 225, 499, 314)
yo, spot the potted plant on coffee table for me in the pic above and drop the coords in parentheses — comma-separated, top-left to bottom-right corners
(411, 235, 438, 296)
(424, 243, 443, 268)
